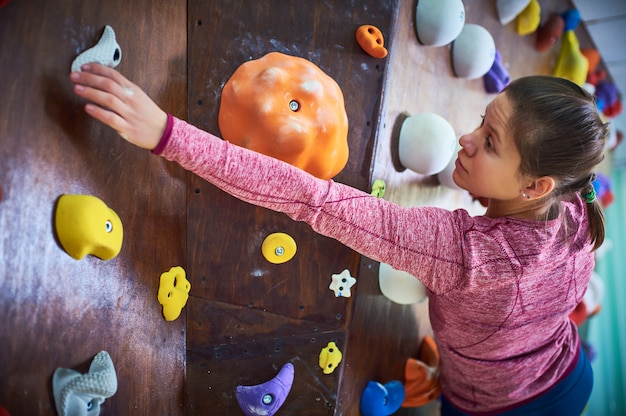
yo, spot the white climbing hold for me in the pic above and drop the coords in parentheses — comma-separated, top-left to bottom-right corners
(71, 25, 122, 72)
(329, 269, 357, 298)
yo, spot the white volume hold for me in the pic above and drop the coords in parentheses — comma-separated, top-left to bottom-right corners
(71, 25, 122, 72)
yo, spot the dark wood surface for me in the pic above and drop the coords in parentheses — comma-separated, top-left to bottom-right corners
(0, 1, 187, 415)
(0, 0, 596, 415)
(184, 1, 395, 414)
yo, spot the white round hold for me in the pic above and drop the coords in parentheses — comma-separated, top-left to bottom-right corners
(379, 262, 427, 305)
(496, 0, 532, 25)
(415, 0, 466, 47)
(437, 140, 464, 190)
(451, 24, 496, 80)
(398, 113, 457, 175)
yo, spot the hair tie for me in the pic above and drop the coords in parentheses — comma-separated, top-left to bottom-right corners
(581, 187, 596, 204)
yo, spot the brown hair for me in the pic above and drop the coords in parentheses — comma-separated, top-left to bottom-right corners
(505, 76, 608, 250)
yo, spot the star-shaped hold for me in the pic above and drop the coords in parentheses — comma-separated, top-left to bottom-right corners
(329, 269, 357, 298)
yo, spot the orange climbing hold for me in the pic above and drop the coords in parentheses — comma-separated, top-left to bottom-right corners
(356, 25, 388, 58)
(402, 335, 441, 408)
(218, 52, 349, 180)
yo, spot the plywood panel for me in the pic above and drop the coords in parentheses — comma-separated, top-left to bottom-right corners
(185, 0, 396, 413)
(0, 1, 187, 414)
(186, 297, 345, 414)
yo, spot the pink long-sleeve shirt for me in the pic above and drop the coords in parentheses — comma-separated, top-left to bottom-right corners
(155, 115, 594, 414)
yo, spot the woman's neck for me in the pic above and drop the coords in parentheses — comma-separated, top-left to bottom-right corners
(486, 198, 556, 221)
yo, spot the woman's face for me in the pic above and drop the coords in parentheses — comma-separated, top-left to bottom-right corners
(453, 92, 526, 201)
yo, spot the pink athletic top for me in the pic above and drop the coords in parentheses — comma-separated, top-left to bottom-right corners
(155, 115, 594, 415)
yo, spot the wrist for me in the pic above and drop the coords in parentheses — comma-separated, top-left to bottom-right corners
(152, 113, 174, 154)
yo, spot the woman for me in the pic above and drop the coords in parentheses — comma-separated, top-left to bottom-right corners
(70, 64, 607, 415)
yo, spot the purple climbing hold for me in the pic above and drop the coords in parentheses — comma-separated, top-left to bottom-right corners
(236, 362, 294, 416)
(483, 50, 510, 94)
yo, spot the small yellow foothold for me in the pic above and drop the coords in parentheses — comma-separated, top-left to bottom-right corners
(261, 233, 297, 264)
(371, 179, 386, 198)
(319, 341, 343, 374)
(157, 266, 191, 321)
(54, 194, 123, 260)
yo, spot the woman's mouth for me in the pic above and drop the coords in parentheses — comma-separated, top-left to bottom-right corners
(455, 157, 467, 173)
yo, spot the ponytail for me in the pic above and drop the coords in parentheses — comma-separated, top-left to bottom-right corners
(586, 198, 605, 251)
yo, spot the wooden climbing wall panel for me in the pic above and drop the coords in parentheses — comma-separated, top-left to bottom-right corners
(0, 0, 188, 414)
(185, 0, 395, 413)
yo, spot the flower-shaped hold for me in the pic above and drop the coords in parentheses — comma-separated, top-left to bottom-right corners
(54, 194, 123, 260)
(157, 266, 191, 321)
(71, 25, 122, 72)
(52, 351, 118, 416)
(236, 362, 294, 416)
(329, 269, 357, 298)
(319, 341, 343, 374)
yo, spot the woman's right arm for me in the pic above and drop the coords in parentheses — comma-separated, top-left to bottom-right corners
(70, 65, 466, 293)
(159, 116, 466, 293)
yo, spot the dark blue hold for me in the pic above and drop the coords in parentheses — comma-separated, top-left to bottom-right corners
(561, 8, 581, 31)
(595, 81, 619, 112)
(360, 380, 406, 416)
(592, 172, 611, 200)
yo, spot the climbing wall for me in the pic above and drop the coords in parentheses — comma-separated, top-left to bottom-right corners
(184, 1, 395, 414)
(0, 1, 188, 414)
(1, 0, 591, 414)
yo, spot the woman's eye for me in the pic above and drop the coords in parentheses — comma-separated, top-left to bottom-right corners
(485, 136, 494, 149)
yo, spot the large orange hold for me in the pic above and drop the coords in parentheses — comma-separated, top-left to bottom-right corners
(218, 52, 349, 180)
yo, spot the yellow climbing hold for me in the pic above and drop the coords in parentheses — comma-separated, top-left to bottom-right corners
(158, 266, 191, 321)
(516, 0, 541, 36)
(371, 179, 386, 198)
(319, 341, 343, 374)
(262, 233, 297, 264)
(54, 194, 123, 260)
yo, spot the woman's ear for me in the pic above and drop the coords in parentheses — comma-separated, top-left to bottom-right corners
(524, 176, 556, 199)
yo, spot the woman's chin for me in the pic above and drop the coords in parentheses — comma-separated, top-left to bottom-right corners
(451, 170, 467, 191)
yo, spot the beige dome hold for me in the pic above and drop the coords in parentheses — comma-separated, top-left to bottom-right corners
(496, 0, 531, 25)
(451, 24, 496, 80)
(415, 0, 466, 47)
(398, 113, 457, 176)
(437, 141, 464, 191)
(379, 262, 427, 305)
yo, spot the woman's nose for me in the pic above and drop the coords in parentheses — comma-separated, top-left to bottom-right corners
(459, 134, 476, 156)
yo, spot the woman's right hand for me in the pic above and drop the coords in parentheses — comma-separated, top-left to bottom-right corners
(70, 63, 167, 150)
